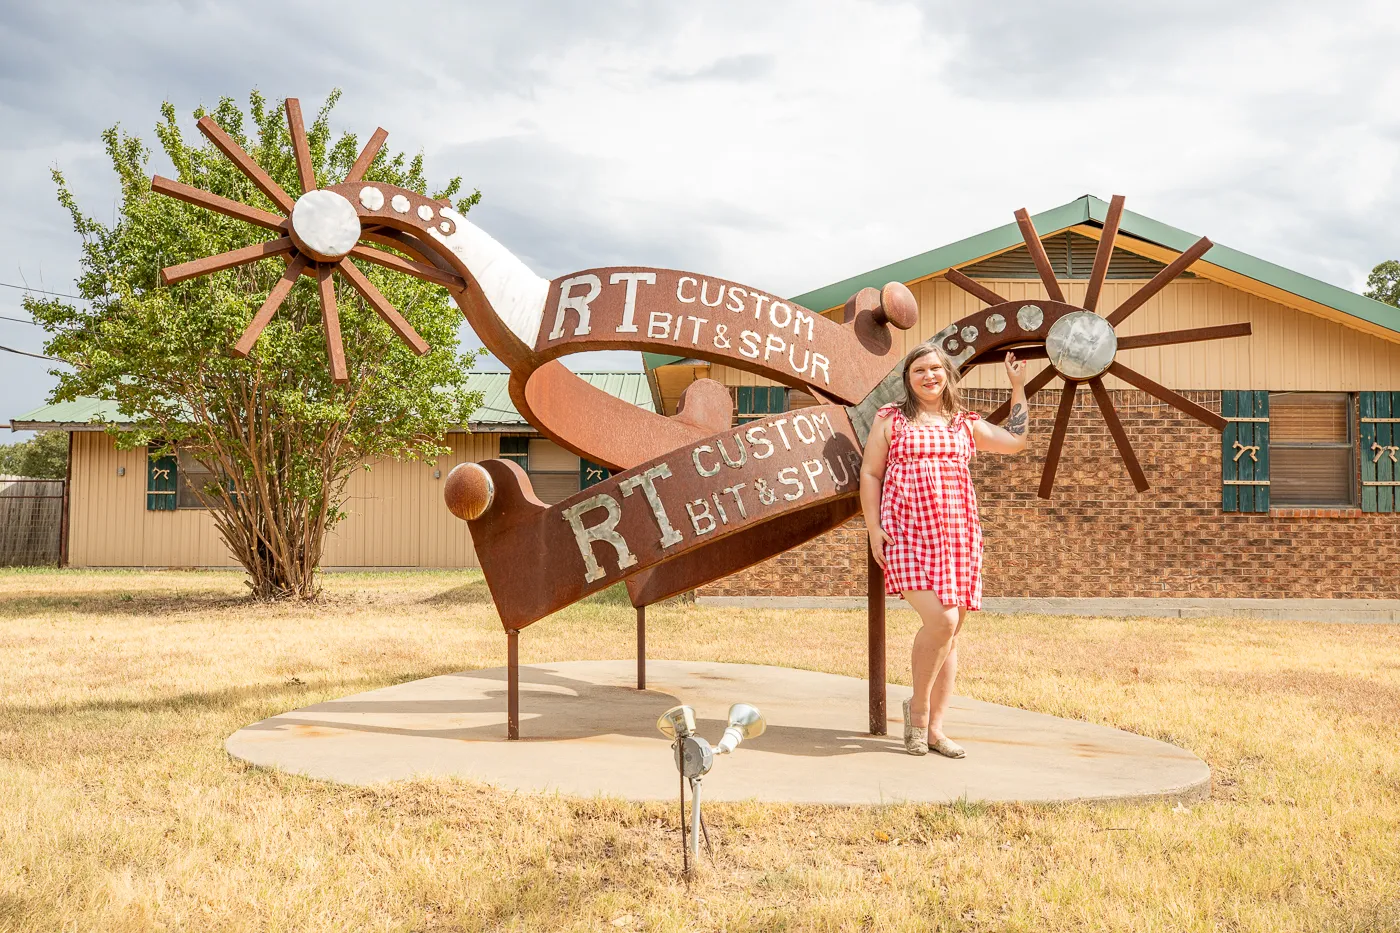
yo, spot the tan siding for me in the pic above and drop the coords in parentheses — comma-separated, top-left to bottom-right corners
(319, 432, 496, 568)
(652, 363, 706, 415)
(66, 433, 238, 568)
(68, 432, 499, 569)
(715, 278, 1400, 393)
(709, 364, 778, 388)
(69, 434, 135, 566)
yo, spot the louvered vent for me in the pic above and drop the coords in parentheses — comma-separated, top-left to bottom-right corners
(960, 231, 1193, 279)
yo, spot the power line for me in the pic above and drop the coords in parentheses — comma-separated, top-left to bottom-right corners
(0, 314, 40, 326)
(0, 281, 87, 301)
(0, 344, 58, 361)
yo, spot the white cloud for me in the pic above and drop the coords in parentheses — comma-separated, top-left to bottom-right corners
(4, 0, 1400, 437)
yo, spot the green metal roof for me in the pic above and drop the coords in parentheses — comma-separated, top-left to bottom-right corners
(1077, 197, 1400, 335)
(467, 371, 654, 428)
(10, 396, 125, 429)
(787, 195, 1400, 336)
(9, 371, 655, 432)
(790, 199, 1095, 313)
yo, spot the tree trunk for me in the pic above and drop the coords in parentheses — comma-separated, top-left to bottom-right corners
(202, 415, 342, 601)
(217, 489, 327, 600)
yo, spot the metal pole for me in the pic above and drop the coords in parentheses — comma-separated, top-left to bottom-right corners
(688, 776, 702, 873)
(637, 604, 646, 690)
(867, 544, 887, 736)
(679, 754, 688, 876)
(507, 628, 519, 740)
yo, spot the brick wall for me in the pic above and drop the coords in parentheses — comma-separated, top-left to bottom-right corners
(697, 389, 1400, 600)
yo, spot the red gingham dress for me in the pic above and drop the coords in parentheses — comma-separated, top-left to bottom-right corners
(878, 404, 984, 608)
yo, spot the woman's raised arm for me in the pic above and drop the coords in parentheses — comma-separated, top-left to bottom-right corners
(973, 351, 1031, 455)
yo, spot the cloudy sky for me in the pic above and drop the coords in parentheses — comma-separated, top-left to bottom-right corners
(3, 0, 1399, 440)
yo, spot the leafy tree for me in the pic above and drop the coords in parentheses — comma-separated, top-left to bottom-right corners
(26, 91, 484, 598)
(0, 431, 68, 478)
(1364, 260, 1400, 308)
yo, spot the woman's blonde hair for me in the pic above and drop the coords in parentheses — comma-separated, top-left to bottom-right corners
(898, 341, 966, 420)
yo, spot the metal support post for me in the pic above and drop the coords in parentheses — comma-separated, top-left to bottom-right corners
(637, 604, 647, 690)
(507, 628, 519, 740)
(867, 546, 887, 736)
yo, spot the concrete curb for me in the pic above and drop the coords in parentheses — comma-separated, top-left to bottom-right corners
(696, 595, 1400, 624)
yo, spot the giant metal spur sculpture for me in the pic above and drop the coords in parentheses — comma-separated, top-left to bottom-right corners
(156, 101, 1249, 738)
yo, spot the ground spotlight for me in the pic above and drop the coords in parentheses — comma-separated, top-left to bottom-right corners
(656, 704, 698, 740)
(716, 703, 766, 754)
(657, 701, 766, 875)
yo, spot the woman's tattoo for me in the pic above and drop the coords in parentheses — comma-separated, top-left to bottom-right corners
(1006, 403, 1027, 436)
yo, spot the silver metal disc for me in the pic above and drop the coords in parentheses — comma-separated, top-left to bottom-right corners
(1045, 311, 1117, 379)
(359, 186, 385, 210)
(290, 190, 360, 260)
(1017, 304, 1044, 331)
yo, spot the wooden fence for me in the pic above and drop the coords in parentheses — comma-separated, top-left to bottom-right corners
(0, 478, 65, 566)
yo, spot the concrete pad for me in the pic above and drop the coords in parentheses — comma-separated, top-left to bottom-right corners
(227, 661, 1209, 805)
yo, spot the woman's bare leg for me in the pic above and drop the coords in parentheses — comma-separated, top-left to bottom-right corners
(902, 591, 959, 729)
(927, 609, 966, 738)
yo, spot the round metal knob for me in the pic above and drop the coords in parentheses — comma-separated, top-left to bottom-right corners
(444, 462, 495, 521)
(877, 282, 918, 331)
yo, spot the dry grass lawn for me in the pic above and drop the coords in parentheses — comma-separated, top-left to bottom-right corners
(1, 568, 1398, 932)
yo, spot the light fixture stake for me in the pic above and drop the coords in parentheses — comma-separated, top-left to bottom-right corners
(658, 701, 765, 877)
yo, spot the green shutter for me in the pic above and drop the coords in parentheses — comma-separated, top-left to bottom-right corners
(146, 450, 177, 511)
(736, 387, 754, 424)
(1221, 392, 1238, 512)
(735, 386, 789, 424)
(1361, 391, 1400, 513)
(1238, 392, 1257, 513)
(1360, 392, 1377, 512)
(1382, 393, 1396, 514)
(1221, 391, 1269, 513)
(1255, 391, 1270, 512)
(580, 458, 609, 489)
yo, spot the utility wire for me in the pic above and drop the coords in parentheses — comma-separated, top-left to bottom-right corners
(0, 314, 41, 326)
(0, 281, 87, 301)
(0, 344, 59, 362)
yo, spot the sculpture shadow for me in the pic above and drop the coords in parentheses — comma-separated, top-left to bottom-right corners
(243, 665, 906, 759)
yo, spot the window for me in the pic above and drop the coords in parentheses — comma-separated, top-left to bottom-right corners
(177, 450, 220, 509)
(1268, 392, 1354, 507)
(499, 436, 530, 470)
(496, 436, 583, 504)
(146, 446, 230, 511)
(526, 438, 581, 505)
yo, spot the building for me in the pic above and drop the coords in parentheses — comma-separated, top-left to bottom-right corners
(664, 196, 1400, 602)
(12, 195, 1400, 602)
(10, 372, 647, 569)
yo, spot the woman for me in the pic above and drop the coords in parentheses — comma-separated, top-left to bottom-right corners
(860, 342, 1029, 756)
